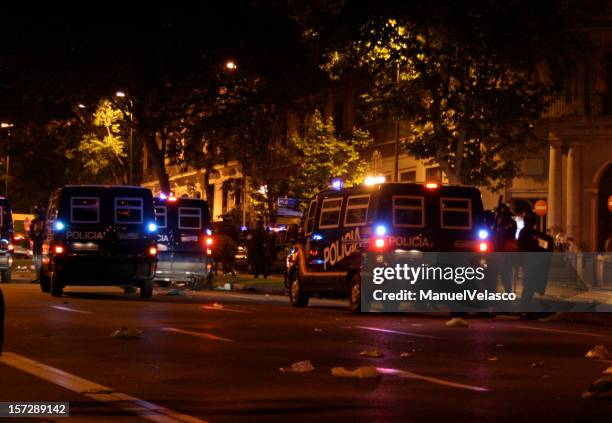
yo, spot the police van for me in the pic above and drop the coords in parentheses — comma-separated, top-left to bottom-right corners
(153, 195, 213, 287)
(39, 186, 158, 298)
(0, 198, 14, 283)
(285, 182, 489, 310)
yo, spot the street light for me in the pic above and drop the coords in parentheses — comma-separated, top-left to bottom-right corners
(0, 123, 14, 197)
(225, 61, 237, 70)
(116, 91, 133, 185)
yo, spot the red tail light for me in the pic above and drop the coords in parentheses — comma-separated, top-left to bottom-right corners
(149, 246, 158, 256)
(7, 243, 14, 251)
(425, 182, 439, 189)
(205, 237, 213, 246)
(54, 245, 64, 254)
(478, 241, 489, 252)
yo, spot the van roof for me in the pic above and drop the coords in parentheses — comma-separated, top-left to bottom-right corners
(316, 182, 481, 197)
(63, 185, 148, 190)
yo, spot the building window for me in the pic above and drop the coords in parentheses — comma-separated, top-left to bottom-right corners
(426, 167, 442, 182)
(400, 169, 417, 182)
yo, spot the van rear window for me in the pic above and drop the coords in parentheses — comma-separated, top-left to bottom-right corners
(440, 198, 472, 229)
(393, 196, 424, 227)
(154, 206, 167, 228)
(344, 195, 370, 226)
(71, 197, 100, 223)
(178, 207, 202, 230)
(319, 198, 343, 228)
(115, 198, 143, 224)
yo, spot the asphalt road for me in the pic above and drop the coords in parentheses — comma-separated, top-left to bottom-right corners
(1, 283, 612, 422)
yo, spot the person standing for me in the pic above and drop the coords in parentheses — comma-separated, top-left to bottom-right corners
(29, 206, 45, 278)
(493, 204, 517, 293)
(0, 286, 4, 356)
(517, 210, 553, 310)
(251, 219, 271, 279)
(216, 214, 239, 276)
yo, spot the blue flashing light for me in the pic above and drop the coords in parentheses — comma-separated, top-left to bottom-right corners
(312, 234, 323, 241)
(159, 193, 167, 200)
(478, 229, 489, 240)
(240, 225, 247, 231)
(206, 228, 213, 236)
(54, 221, 65, 231)
(147, 222, 158, 232)
(375, 225, 387, 236)
(331, 178, 344, 190)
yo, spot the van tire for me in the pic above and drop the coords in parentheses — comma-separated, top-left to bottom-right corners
(348, 273, 362, 313)
(51, 274, 63, 297)
(140, 280, 153, 298)
(40, 271, 51, 293)
(289, 271, 309, 307)
(0, 270, 10, 283)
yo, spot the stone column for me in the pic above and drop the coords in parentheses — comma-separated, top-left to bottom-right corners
(566, 144, 582, 246)
(547, 143, 563, 231)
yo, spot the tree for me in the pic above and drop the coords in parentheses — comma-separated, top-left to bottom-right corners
(322, 0, 584, 190)
(68, 100, 127, 184)
(289, 109, 372, 201)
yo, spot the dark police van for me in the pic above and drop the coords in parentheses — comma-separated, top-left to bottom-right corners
(153, 195, 213, 287)
(0, 198, 14, 283)
(39, 186, 158, 298)
(285, 182, 489, 311)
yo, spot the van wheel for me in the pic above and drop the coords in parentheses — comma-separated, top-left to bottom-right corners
(348, 273, 362, 313)
(1, 269, 11, 283)
(140, 280, 153, 298)
(51, 274, 63, 297)
(289, 271, 309, 307)
(39, 271, 51, 293)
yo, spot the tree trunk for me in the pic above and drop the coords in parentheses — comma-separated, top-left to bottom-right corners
(144, 131, 170, 193)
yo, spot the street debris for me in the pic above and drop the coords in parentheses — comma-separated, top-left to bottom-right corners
(487, 357, 498, 361)
(400, 352, 415, 358)
(531, 362, 544, 368)
(360, 348, 384, 358)
(110, 326, 143, 339)
(331, 366, 380, 379)
(410, 323, 422, 327)
(211, 302, 224, 309)
(585, 345, 612, 360)
(166, 289, 185, 296)
(494, 314, 521, 320)
(445, 317, 469, 327)
(279, 360, 315, 373)
(581, 376, 612, 399)
(314, 328, 323, 332)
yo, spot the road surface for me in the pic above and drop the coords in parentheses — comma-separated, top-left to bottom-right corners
(1, 283, 611, 422)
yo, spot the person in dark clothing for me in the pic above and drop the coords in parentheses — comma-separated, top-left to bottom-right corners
(251, 220, 271, 279)
(215, 215, 239, 276)
(517, 210, 553, 310)
(493, 204, 517, 293)
(29, 206, 45, 277)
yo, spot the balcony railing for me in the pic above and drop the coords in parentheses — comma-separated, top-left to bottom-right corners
(544, 93, 610, 118)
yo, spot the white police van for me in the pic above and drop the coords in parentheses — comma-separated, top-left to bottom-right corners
(285, 182, 489, 311)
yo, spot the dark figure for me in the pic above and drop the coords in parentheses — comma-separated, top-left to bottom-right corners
(517, 210, 553, 310)
(29, 206, 45, 277)
(215, 215, 239, 276)
(493, 204, 517, 293)
(251, 220, 271, 279)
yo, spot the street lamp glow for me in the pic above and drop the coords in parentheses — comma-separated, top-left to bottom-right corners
(225, 61, 237, 70)
(0, 123, 13, 128)
(116, 91, 126, 98)
(77, 104, 86, 109)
